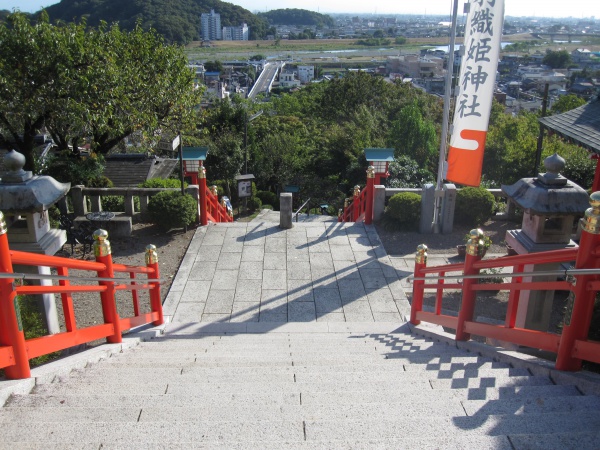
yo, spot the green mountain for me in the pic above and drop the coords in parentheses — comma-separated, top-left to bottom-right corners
(258, 9, 334, 27)
(41, 0, 269, 44)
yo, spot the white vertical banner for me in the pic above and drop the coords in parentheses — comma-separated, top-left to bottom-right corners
(446, 0, 505, 186)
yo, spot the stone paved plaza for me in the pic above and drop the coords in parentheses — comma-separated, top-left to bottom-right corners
(163, 215, 419, 324)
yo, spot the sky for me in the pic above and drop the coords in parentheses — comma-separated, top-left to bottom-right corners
(2, 0, 595, 18)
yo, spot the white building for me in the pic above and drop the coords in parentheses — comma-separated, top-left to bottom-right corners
(201, 10, 222, 41)
(297, 66, 315, 83)
(279, 71, 301, 88)
(223, 23, 249, 41)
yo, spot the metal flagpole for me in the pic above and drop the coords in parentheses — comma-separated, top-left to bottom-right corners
(433, 0, 460, 233)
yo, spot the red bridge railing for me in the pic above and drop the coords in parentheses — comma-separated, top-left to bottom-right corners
(198, 167, 233, 225)
(410, 194, 600, 371)
(338, 166, 376, 224)
(0, 214, 164, 380)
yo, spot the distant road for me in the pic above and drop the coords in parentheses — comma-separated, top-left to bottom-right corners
(248, 62, 281, 99)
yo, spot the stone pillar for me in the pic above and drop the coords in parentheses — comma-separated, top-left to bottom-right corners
(71, 185, 87, 217)
(124, 191, 135, 216)
(373, 185, 386, 221)
(441, 183, 457, 234)
(279, 193, 293, 229)
(420, 183, 435, 234)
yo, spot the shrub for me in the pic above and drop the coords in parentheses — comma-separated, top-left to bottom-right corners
(246, 196, 262, 212)
(381, 192, 421, 231)
(138, 178, 185, 189)
(256, 190, 278, 210)
(101, 195, 140, 213)
(455, 187, 495, 226)
(148, 191, 197, 230)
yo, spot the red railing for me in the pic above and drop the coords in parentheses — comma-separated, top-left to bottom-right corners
(339, 185, 368, 223)
(410, 215, 600, 371)
(339, 167, 376, 224)
(0, 217, 163, 380)
(198, 167, 233, 226)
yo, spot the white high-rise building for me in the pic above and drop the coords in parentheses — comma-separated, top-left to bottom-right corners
(222, 23, 249, 41)
(201, 10, 222, 41)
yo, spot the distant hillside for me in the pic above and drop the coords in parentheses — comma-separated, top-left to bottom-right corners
(41, 0, 269, 44)
(258, 8, 334, 27)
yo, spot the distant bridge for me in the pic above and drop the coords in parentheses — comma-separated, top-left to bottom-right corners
(532, 32, 600, 43)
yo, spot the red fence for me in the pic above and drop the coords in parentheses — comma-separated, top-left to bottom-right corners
(339, 167, 375, 225)
(199, 167, 233, 226)
(0, 216, 163, 380)
(411, 215, 600, 371)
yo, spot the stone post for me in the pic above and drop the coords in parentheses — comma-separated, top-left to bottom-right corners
(373, 185, 386, 221)
(279, 193, 293, 229)
(71, 185, 87, 217)
(419, 183, 435, 234)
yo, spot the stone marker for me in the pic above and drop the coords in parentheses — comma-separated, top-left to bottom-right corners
(279, 193, 293, 229)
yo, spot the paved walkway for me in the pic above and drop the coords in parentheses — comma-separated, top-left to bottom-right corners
(163, 211, 507, 324)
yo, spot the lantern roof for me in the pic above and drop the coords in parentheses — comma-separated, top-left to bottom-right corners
(182, 147, 208, 161)
(364, 148, 395, 162)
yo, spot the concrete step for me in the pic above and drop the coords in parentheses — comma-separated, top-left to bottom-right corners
(0, 435, 516, 450)
(6, 396, 598, 424)
(22, 381, 582, 405)
(1, 413, 599, 444)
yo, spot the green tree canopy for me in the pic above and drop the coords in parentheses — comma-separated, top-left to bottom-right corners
(0, 12, 201, 171)
(550, 94, 587, 115)
(542, 49, 572, 69)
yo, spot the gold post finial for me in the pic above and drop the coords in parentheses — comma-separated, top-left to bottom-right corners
(415, 244, 428, 264)
(145, 244, 158, 264)
(93, 229, 111, 257)
(366, 165, 375, 179)
(583, 192, 600, 235)
(210, 185, 218, 197)
(466, 228, 484, 256)
(199, 165, 206, 179)
(353, 185, 361, 197)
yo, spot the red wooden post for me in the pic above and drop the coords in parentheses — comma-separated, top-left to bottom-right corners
(456, 229, 484, 341)
(365, 166, 375, 225)
(146, 244, 164, 326)
(0, 211, 31, 379)
(410, 244, 428, 325)
(556, 192, 600, 370)
(93, 229, 122, 344)
(199, 166, 208, 226)
(352, 185, 361, 222)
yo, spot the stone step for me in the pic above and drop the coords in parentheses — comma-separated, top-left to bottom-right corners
(1, 413, 599, 443)
(6, 396, 597, 424)
(303, 413, 600, 441)
(19, 382, 580, 406)
(60, 365, 534, 384)
(0, 435, 517, 450)
(5, 433, 600, 450)
(85, 361, 523, 377)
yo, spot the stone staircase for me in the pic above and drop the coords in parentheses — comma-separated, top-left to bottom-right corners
(1, 322, 600, 449)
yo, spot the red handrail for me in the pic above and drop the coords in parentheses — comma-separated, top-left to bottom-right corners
(0, 219, 164, 380)
(198, 166, 233, 224)
(410, 221, 600, 372)
(339, 166, 376, 224)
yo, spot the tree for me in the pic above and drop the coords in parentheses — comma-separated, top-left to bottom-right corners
(543, 49, 572, 69)
(0, 12, 72, 170)
(387, 102, 438, 170)
(204, 60, 224, 72)
(0, 12, 201, 170)
(550, 94, 586, 115)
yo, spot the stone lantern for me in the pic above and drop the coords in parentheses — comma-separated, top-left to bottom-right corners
(501, 153, 589, 331)
(0, 150, 71, 333)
